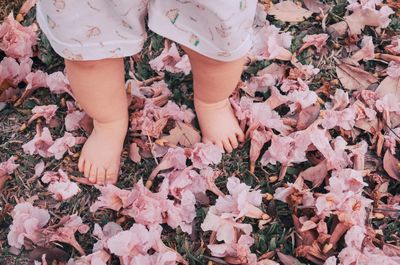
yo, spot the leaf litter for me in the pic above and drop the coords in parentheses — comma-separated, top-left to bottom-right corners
(0, 0, 399, 265)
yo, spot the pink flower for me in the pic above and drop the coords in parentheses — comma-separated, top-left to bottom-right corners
(46, 71, 73, 96)
(107, 224, 159, 257)
(351, 36, 375, 62)
(41, 169, 80, 201)
(250, 23, 293, 61)
(149, 43, 191, 75)
(300, 33, 329, 53)
(0, 57, 32, 85)
(44, 214, 89, 256)
(48, 180, 81, 201)
(280, 78, 309, 93)
(7, 202, 50, 248)
(65, 101, 85, 131)
(207, 235, 257, 264)
(250, 103, 290, 134)
(336, 225, 400, 265)
(92, 222, 123, 252)
(165, 190, 196, 233)
(321, 108, 357, 130)
(47, 132, 76, 160)
(274, 176, 304, 203)
(326, 89, 349, 111)
(0, 13, 37, 59)
(0, 156, 19, 177)
(67, 250, 110, 265)
(201, 206, 253, 243)
(24, 70, 47, 91)
(385, 36, 400, 55)
(90, 185, 133, 212)
(386, 61, 400, 78)
(130, 252, 177, 265)
(190, 143, 223, 168)
(22, 127, 54, 157)
(122, 179, 169, 226)
(28, 105, 58, 124)
(261, 132, 309, 166)
(215, 177, 263, 219)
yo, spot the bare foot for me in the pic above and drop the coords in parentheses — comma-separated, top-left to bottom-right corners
(194, 97, 244, 153)
(78, 117, 128, 185)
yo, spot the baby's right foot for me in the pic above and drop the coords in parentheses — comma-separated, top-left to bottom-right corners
(78, 116, 128, 185)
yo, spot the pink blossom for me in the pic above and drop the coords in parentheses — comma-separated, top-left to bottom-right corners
(67, 250, 110, 265)
(300, 33, 329, 53)
(351, 36, 375, 61)
(41, 169, 69, 184)
(92, 222, 123, 252)
(274, 176, 305, 203)
(286, 90, 318, 112)
(215, 177, 263, 219)
(201, 206, 253, 243)
(385, 36, 400, 55)
(107, 224, 166, 263)
(0, 13, 37, 59)
(250, 103, 290, 134)
(47, 132, 76, 160)
(309, 128, 351, 170)
(7, 202, 50, 248)
(326, 89, 350, 111)
(250, 23, 293, 61)
(386, 61, 400, 78)
(22, 127, 54, 157)
(0, 156, 19, 177)
(165, 190, 196, 233)
(376, 94, 400, 127)
(166, 167, 208, 199)
(46, 71, 73, 96)
(28, 105, 58, 124)
(0, 57, 32, 85)
(90, 185, 133, 212)
(190, 143, 223, 169)
(336, 225, 400, 265)
(149, 43, 191, 75)
(321, 108, 357, 130)
(207, 235, 257, 264)
(48, 180, 81, 201)
(130, 252, 177, 265)
(25, 70, 47, 91)
(41, 169, 80, 200)
(280, 78, 309, 93)
(261, 132, 309, 166)
(122, 179, 169, 226)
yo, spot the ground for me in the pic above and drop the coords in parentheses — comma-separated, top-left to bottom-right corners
(0, 1, 399, 265)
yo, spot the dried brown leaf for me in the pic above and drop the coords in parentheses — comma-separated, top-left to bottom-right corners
(269, 1, 313, 22)
(383, 150, 400, 181)
(162, 121, 201, 147)
(336, 63, 378, 91)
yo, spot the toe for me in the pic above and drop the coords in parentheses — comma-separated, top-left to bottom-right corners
(89, 166, 97, 184)
(78, 157, 85, 172)
(236, 130, 245, 142)
(96, 167, 106, 185)
(105, 166, 118, 185)
(222, 139, 233, 153)
(84, 162, 92, 179)
(229, 135, 239, 149)
(97, 167, 106, 185)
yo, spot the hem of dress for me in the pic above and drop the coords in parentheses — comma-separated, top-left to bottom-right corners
(147, 7, 253, 62)
(36, 2, 145, 61)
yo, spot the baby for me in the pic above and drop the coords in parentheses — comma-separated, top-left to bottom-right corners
(36, 0, 257, 185)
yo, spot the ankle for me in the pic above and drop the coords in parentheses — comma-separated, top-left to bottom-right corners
(194, 97, 230, 110)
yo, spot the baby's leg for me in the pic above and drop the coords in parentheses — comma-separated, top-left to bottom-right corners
(65, 59, 128, 185)
(182, 46, 245, 153)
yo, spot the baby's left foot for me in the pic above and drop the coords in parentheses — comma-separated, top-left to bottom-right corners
(194, 97, 244, 153)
